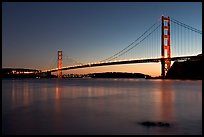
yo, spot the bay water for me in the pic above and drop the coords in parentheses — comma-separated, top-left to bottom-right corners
(2, 78, 202, 135)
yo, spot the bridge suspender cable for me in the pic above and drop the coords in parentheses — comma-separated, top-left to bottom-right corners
(171, 18, 202, 34)
(107, 24, 161, 61)
(64, 56, 83, 66)
(100, 20, 161, 62)
(101, 22, 161, 62)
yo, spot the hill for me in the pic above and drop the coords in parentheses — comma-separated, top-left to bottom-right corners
(165, 54, 202, 79)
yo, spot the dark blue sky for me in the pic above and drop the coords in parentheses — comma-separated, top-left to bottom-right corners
(2, 2, 202, 75)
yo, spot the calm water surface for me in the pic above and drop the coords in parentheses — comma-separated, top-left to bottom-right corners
(2, 78, 202, 135)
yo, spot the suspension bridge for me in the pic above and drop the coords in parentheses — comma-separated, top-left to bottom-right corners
(43, 16, 202, 79)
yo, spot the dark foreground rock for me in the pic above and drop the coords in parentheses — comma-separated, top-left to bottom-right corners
(139, 121, 170, 127)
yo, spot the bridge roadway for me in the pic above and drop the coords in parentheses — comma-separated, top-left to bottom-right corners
(44, 55, 200, 73)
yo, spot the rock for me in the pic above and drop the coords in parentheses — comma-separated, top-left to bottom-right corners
(139, 121, 170, 127)
(141, 121, 156, 127)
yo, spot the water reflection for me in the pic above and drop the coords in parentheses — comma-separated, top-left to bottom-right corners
(11, 80, 33, 108)
(159, 80, 175, 121)
(53, 85, 120, 99)
(54, 81, 63, 130)
(11, 81, 16, 107)
(55, 83, 60, 99)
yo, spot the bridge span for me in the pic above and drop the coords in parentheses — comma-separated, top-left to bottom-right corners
(44, 55, 200, 73)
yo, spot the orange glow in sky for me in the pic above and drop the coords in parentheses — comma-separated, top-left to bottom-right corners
(57, 63, 161, 77)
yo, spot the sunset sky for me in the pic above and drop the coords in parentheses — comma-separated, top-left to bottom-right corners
(2, 2, 202, 76)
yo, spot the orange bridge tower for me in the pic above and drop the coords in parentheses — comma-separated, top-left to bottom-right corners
(58, 50, 62, 78)
(161, 16, 171, 78)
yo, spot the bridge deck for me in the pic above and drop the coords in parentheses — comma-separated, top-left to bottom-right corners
(44, 55, 200, 73)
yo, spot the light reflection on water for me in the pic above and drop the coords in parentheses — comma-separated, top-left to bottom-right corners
(2, 79, 202, 135)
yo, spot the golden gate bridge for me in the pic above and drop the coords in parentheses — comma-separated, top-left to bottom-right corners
(43, 16, 202, 79)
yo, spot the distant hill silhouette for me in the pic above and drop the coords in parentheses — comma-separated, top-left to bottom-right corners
(87, 72, 149, 78)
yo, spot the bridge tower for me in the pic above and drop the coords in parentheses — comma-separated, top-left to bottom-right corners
(161, 16, 171, 78)
(58, 50, 62, 78)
